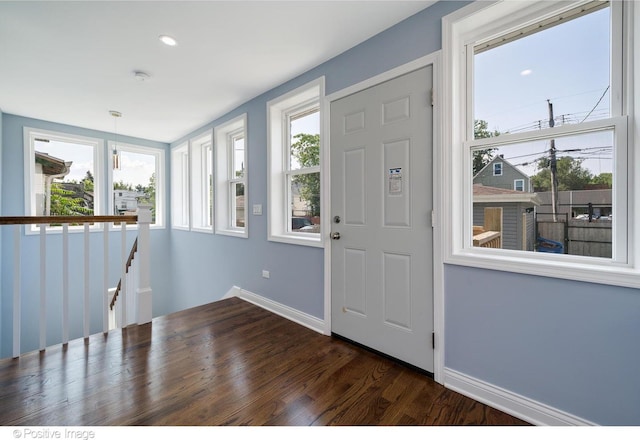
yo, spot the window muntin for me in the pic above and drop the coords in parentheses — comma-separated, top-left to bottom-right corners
(214, 114, 247, 237)
(24, 127, 103, 232)
(171, 142, 189, 230)
(286, 107, 320, 235)
(110, 142, 164, 228)
(229, 131, 246, 229)
(444, 0, 634, 285)
(190, 132, 214, 233)
(267, 77, 324, 247)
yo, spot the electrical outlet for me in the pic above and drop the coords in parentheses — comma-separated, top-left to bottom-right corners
(262, 270, 270, 279)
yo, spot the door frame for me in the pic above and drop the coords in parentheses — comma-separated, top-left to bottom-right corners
(321, 51, 445, 384)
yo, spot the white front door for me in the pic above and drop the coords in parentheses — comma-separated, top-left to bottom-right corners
(330, 66, 434, 372)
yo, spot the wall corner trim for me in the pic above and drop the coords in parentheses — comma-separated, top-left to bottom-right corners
(444, 368, 596, 426)
(229, 287, 325, 334)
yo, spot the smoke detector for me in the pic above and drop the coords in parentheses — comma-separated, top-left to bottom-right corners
(134, 71, 151, 82)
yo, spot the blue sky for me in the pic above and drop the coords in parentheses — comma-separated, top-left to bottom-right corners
(474, 5, 611, 177)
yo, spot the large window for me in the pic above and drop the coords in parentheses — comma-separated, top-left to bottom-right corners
(109, 141, 164, 228)
(24, 127, 103, 232)
(267, 78, 324, 247)
(443, 1, 636, 286)
(214, 114, 247, 237)
(171, 142, 189, 230)
(190, 131, 214, 233)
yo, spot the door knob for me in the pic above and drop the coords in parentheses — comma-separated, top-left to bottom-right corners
(331, 232, 341, 240)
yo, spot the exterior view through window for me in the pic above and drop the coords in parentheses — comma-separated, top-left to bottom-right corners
(289, 109, 320, 234)
(113, 149, 158, 224)
(33, 138, 96, 218)
(472, 2, 613, 258)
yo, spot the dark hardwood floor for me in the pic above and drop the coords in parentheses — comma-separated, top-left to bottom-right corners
(0, 297, 529, 426)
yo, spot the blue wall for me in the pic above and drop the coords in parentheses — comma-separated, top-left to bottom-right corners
(0, 114, 171, 358)
(168, 0, 466, 317)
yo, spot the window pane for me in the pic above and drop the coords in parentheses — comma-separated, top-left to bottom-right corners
(233, 135, 245, 177)
(113, 150, 157, 223)
(34, 139, 95, 217)
(290, 172, 320, 233)
(206, 144, 213, 227)
(472, 129, 613, 258)
(289, 110, 319, 171)
(474, 4, 610, 138)
(232, 182, 245, 228)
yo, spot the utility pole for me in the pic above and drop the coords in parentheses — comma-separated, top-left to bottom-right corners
(548, 99, 559, 222)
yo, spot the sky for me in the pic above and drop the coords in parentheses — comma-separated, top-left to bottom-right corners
(474, 5, 612, 178)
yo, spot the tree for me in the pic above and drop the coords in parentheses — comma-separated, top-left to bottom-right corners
(114, 180, 132, 191)
(49, 183, 93, 216)
(531, 156, 593, 192)
(472, 120, 500, 175)
(82, 170, 94, 192)
(591, 172, 612, 188)
(290, 133, 320, 217)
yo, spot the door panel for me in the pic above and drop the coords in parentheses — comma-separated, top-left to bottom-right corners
(330, 66, 433, 372)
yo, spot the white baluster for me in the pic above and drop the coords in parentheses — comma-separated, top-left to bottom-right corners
(63, 224, 69, 344)
(13, 224, 21, 358)
(103, 224, 109, 333)
(121, 221, 127, 327)
(84, 223, 90, 339)
(136, 205, 152, 324)
(39, 224, 46, 351)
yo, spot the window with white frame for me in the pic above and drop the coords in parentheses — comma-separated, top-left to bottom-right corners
(214, 114, 247, 237)
(171, 142, 189, 230)
(189, 131, 214, 233)
(24, 127, 103, 232)
(443, 0, 637, 286)
(267, 78, 324, 247)
(514, 179, 525, 192)
(493, 162, 502, 176)
(109, 141, 164, 228)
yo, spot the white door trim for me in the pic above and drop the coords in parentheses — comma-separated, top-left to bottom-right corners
(322, 51, 445, 384)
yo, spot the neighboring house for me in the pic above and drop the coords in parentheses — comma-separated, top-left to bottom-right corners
(34, 151, 72, 216)
(113, 189, 145, 215)
(473, 184, 540, 251)
(473, 155, 532, 193)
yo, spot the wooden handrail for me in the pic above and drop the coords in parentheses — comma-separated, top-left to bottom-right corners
(110, 237, 138, 310)
(0, 215, 137, 225)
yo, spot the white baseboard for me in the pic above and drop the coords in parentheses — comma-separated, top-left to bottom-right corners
(227, 286, 325, 334)
(444, 368, 596, 426)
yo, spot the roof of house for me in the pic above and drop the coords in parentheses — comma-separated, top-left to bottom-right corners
(473, 155, 529, 181)
(35, 151, 72, 177)
(473, 184, 540, 205)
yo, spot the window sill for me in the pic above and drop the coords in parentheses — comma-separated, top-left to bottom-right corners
(191, 226, 214, 234)
(215, 228, 248, 239)
(445, 248, 640, 290)
(268, 233, 323, 248)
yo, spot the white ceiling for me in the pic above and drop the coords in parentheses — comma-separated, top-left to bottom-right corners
(0, 0, 434, 143)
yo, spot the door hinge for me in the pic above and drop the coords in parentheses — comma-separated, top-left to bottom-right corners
(432, 332, 436, 349)
(430, 211, 435, 228)
(430, 89, 434, 107)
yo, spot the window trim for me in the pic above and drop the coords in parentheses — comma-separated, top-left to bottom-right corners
(267, 77, 325, 248)
(442, 0, 640, 288)
(171, 142, 190, 230)
(23, 127, 104, 234)
(189, 130, 214, 234)
(493, 162, 502, 176)
(107, 140, 165, 230)
(513, 179, 525, 192)
(214, 114, 248, 238)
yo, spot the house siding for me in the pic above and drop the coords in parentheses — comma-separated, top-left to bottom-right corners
(473, 202, 524, 251)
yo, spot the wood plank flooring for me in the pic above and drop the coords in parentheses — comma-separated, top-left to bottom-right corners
(0, 297, 529, 426)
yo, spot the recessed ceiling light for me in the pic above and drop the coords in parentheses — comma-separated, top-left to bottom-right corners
(159, 35, 177, 46)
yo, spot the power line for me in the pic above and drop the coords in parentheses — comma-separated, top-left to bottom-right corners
(580, 86, 610, 123)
